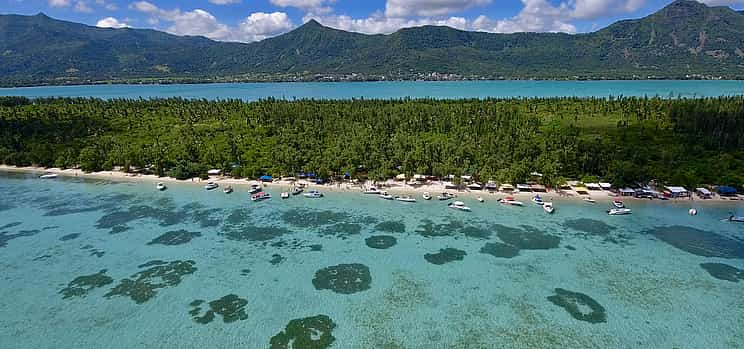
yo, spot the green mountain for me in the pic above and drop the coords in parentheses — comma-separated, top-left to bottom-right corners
(1, 0, 743, 86)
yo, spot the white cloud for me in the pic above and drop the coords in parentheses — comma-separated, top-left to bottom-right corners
(475, 0, 577, 33)
(270, 0, 328, 9)
(130, 2, 294, 42)
(96, 16, 130, 28)
(385, 0, 492, 17)
(74, 1, 93, 13)
(95, 0, 118, 10)
(698, 0, 744, 5)
(306, 12, 471, 34)
(209, 0, 241, 4)
(48, 0, 71, 7)
(572, 0, 646, 19)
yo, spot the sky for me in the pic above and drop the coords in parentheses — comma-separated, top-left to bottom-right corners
(2, 0, 743, 42)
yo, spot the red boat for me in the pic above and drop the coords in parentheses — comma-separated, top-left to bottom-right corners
(251, 192, 272, 202)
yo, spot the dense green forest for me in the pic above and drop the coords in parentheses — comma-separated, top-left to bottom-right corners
(0, 96, 743, 189)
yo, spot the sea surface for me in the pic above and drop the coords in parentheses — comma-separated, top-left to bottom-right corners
(2, 80, 744, 100)
(1, 172, 743, 348)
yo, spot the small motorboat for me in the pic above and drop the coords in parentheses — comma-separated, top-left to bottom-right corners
(223, 186, 233, 194)
(291, 187, 304, 196)
(729, 215, 744, 223)
(379, 191, 394, 200)
(251, 192, 271, 202)
(583, 197, 596, 204)
(249, 184, 262, 194)
(543, 201, 555, 214)
(205, 182, 219, 191)
(281, 192, 290, 199)
(499, 196, 524, 206)
(437, 192, 454, 201)
(532, 194, 544, 205)
(395, 196, 416, 203)
(448, 201, 472, 212)
(39, 173, 58, 179)
(304, 190, 323, 198)
(608, 208, 632, 215)
(423, 192, 432, 200)
(362, 187, 381, 195)
(612, 199, 625, 208)
(156, 182, 167, 191)
(477, 196, 484, 203)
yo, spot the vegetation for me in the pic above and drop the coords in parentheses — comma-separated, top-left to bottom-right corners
(2, 1, 744, 87)
(1, 96, 742, 189)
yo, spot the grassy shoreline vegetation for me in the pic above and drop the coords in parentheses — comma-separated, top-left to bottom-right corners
(0, 96, 742, 189)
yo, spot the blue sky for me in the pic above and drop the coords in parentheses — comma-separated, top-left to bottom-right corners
(3, 0, 742, 42)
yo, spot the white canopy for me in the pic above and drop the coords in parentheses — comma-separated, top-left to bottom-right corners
(667, 186, 688, 193)
(696, 188, 712, 195)
(207, 169, 222, 175)
(599, 182, 612, 189)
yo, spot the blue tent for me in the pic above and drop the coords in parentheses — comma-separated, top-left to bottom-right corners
(259, 175, 273, 182)
(718, 186, 738, 196)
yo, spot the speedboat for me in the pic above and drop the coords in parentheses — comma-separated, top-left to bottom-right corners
(612, 199, 625, 208)
(730, 215, 744, 223)
(156, 182, 167, 191)
(291, 187, 304, 196)
(280, 192, 290, 199)
(251, 192, 271, 202)
(608, 208, 632, 215)
(363, 187, 381, 195)
(543, 201, 555, 214)
(499, 196, 524, 206)
(223, 186, 233, 194)
(437, 192, 454, 201)
(395, 196, 416, 203)
(205, 182, 219, 190)
(249, 184, 262, 194)
(448, 201, 471, 212)
(304, 190, 323, 198)
(477, 196, 484, 203)
(532, 194, 544, 205)
(39, 173, 58, 179)
(379, 191, 394, 200)
(423, 192, 432, 200)
(583, 197, 596, 204)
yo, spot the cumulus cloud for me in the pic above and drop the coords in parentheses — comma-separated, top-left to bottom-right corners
(209, 0, 241, 4)
(385, 0, 492, 17)
(306, 11, 470, 34)
(130, 1, 294, 42)
(48, 0, 71, 7)
(476, 0, 577, 33)
(96, 16, 130, 28)
(697, 0, 744, 5)
(74, 0, 93, 13)
(271, 0, 329, 9)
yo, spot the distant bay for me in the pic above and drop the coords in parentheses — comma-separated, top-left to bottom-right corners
(2, 80, 744, 100)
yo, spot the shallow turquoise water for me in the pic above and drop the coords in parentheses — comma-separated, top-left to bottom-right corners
(2, 80, 744, 100)
(1, 172, 743, 348)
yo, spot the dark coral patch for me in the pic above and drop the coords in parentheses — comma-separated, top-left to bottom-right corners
(365, 235, 397, 249)
(700, 263, 744, 282)
(547, 288, 607, 324)
(0, 229, 41, 247)
(0, 222, 22, 230)
(270, 254, 286, 265)
(281, 209, 349, 228)
(189, 294, 249, 324)
(461, 226, 492, 239)
(270, 315, 336, 349)
(147, 230, 202, 246)
(309, 244, 323, 251)
(221, 225, 291, 242)
(60, 269, 113, 299)
(424, 248, 467, 265)
(375, 220, 406, 234)
(650, 226, 744, 259)
(312, 263, 371, 294)
(59, 233, 81, 241)
(109, 224, 130, 235)
(496, 225, 560, 250)
(105, 260, 197, 304)
(416, 219, 465, 238)
(480, 242, 520, 258)
(319, 223, 362, 239)
(564, 219, 615, 236)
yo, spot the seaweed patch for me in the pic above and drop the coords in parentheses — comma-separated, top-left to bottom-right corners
(220, 225, 291, 242)
(59, 233, 81, 241)
(496, 225, 560, 250)
(700, 263, 744, 282)
(480, 242, 520, 258)
(365, 235, 397, 249)
(547, 288, 607, 324)
(147, 230, 202, 246)
(60, 269, 114, 299)
(269, 315, 336, 349)
(319, 223, 362, 239)
(650, 226, 744, 259)
(312, 263, 371, 294)
(424, 248, 467, 265)
(0, 229, 41, 248)
(189, 294, 249, 324)
(563, 219, 615, 236)
(0, 222, 22, 230)
(280, 209, 349, 228)
(105, 260, 197, 304)
(375, 221, 406, 234)
(270, 254, 286, 265)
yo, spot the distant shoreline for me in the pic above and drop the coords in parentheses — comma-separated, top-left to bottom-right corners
(2, 165, 740, 207)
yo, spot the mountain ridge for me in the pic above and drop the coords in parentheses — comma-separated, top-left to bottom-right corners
(1, 0, 743, 86)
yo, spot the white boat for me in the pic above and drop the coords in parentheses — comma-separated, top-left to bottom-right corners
(291, 187, 304, 196)
(304, 190, 323, 198)
(477, 196, 484, 203)
(608, 208, 632, 215)
(729, 215, 744, 223)
(156, 182, 167, 191)
(249, 184, 262, 194)
(612, 199, 625, 208)
(39, 173, 58, 179)
(531, 194, 545, 205)
(423, 192, 432, 200)
(280, 192, 290, 199)
(499, 196, 524, 206)
(583, 197, 596, 204)
(251, 192, 271, 202)
(437, 192, 454, 201)
(448, 201, 471, 212)
(379, 191, 394, 200)
(543, 202, 555, 214)
(362, 187, 381, 195)
(223, 186, 233, 194)
(205, 182, 219, 190)
(395, 196, 416, 203)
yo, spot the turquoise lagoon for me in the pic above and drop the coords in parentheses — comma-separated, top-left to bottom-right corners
(3, 80, 744, 100)
(1, 172, 743, 348)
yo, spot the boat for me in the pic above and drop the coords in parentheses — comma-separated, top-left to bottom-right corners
(291, 187, 304, 196)
(543, 201, 555, 214)
(395, 196, 416, 203)
(39, 173, 58, 179)
(583, 197, 596, 204)
(729, 215, 744, 223)
(607, 208, 632, 215)
(612, 199, 625, 208)
(251, 192, 271, 202)
(280, 192, 290, 199)
(437, 192, 454, 201)
(499, 196, 524, 206)
(205, 182, 219, 190)
(448, 201, 472, 212)
(249, 184, 262, 194)
(531, 194, 544, 205)
(423, 192, 432, 200)
(304, 190, 323, 198)
(156, 182, 167, 191)
(223, 186, 233, 194)
(379, 191, 394, 200)
(477, 196, 484, 203)
(363, 187, 381, 195)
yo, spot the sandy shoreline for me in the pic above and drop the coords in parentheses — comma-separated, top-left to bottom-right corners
(1, 165, 741, 206)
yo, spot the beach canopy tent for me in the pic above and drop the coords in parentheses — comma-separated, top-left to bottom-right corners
(499, 184, 515, 192)
(259, 175, 273, 182)
(666, 186, 689, 197)
(585, 183, 602, 191)
(530, 184, 547, 192)
(620, 188, 635, 196)
(413, 174, 426, 180)
(395, 174, 406, 180)
(718, 186, 738, 196)
(516, 184, 531, 191)
(696, 188, 712, 199)
(574, 187, 589, 194)
(207, 169, 222, 175)
(599, 183, 612, 190)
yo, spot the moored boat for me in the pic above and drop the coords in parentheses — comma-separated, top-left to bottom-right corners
(543, 201, 555, 214)
(379, 191, 394, 200)
(423, 192, 432, 200)
(223, 186, 233, 194)
(39, 173, 58, 179)
(448, 201, 471, 212)
(477, 196, 484, 203)
(281, 192, 290, 199)
(608, 208, 632, 215)
(395, 196, 416, 203)
(531, 194, 544, 205)
(291, 187, 304, 196)
(363, 187, 381, 195)
(499, 196, 524, 206)
(251, 192, 271, 202)
(583, 197, 596, 204)
(205, 182, 219, 190)
(612, 199, 625, 208)
(249, 184, 262, 194)
(304, 190, 323, 198)
(437, 192, 454, 201)
(156, 182, 167, 191)
(729, 215, 744, 223)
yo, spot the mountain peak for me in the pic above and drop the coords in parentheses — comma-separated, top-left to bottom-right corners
(302, 19, 323, 28)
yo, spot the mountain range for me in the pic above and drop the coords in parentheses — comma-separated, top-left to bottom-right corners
(1, 0, 743, 86)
